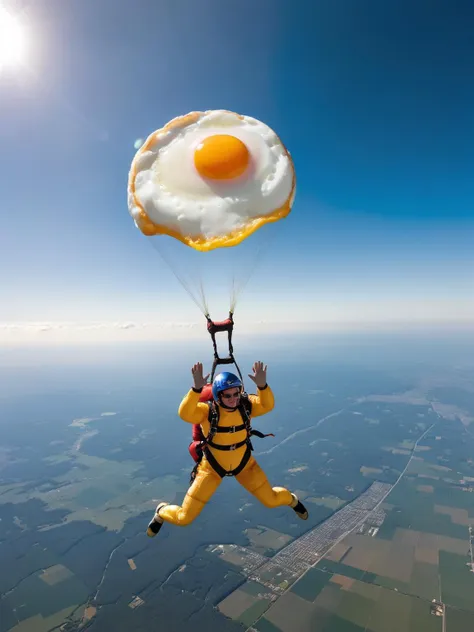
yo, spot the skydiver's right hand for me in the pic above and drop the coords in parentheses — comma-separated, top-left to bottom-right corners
(191, 362, 210, 390)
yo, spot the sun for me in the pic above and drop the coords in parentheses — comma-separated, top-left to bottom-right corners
(0, 6, 27, 71)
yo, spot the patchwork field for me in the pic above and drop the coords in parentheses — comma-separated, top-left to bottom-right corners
(244, 526, 293, 552)
(0, 452, 183, 531)
(220, 398, 474, 631)
(257, 573, 441, 632)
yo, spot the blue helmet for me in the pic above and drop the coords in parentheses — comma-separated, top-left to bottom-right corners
(212, 372, 242, 402)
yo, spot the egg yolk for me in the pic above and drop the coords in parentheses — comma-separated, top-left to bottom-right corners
(194, 134, 250, 180)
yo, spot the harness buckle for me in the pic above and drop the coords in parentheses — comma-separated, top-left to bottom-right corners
(229, 444, 236, 451)
(230, 426, 236, 433)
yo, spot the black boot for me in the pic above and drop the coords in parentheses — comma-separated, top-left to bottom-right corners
(290, 493, 308, 520)
(146, 502, 168, 537)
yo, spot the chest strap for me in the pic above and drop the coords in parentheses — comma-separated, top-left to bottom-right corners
(214, 423, 246, 433)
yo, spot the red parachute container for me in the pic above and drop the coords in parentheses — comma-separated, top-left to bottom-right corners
(188, 384, 213, 462)
(199, 383, 214, 404)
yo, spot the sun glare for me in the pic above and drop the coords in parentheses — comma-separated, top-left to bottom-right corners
(0, 6, 27, 71)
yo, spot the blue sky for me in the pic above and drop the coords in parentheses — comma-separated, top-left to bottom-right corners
(1, 0, 473, 344)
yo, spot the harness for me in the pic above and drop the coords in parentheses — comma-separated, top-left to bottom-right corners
(202, 396, 253, 478)
(188, 313, 274, 483)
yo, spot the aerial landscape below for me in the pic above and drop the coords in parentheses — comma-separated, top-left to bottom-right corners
(1, 336, 474, 632)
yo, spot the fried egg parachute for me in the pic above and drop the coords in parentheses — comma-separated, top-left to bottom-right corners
(127, 109, 296, 316)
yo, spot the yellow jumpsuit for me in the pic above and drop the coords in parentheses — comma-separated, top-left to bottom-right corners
(158, 385, 293, 526)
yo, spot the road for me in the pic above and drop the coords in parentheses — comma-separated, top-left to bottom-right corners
(254, 407, 348, 456)
(469, 526, 474, 572)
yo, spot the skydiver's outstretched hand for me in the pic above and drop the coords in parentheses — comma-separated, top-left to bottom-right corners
(248, 361, 268, 389)
(191, 362, 210, 390)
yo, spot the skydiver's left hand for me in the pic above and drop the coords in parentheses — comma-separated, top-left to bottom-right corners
(248, 361, 267, 389)
(191, 362, 210, 390)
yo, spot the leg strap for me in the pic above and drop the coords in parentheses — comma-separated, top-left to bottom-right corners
(203, 444, 252, 478)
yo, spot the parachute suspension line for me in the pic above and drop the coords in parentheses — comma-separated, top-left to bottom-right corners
(229, 225, 278, 313)
(199, 279, 209, 318)
(147, 236, 208, 316)
(230, 277, 238, 315)
(229, 251, 258, 313)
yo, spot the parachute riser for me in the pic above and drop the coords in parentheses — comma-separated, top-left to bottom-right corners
(206, 312, 244, 387)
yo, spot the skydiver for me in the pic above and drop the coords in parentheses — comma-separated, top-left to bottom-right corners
(147, 361, 308, 536)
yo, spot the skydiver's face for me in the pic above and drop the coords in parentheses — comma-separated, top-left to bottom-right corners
(219, 388, 241, 409)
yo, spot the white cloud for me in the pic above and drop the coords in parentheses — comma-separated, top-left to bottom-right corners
(0, 321, 202, 346)
(1, 296, 474, 347)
